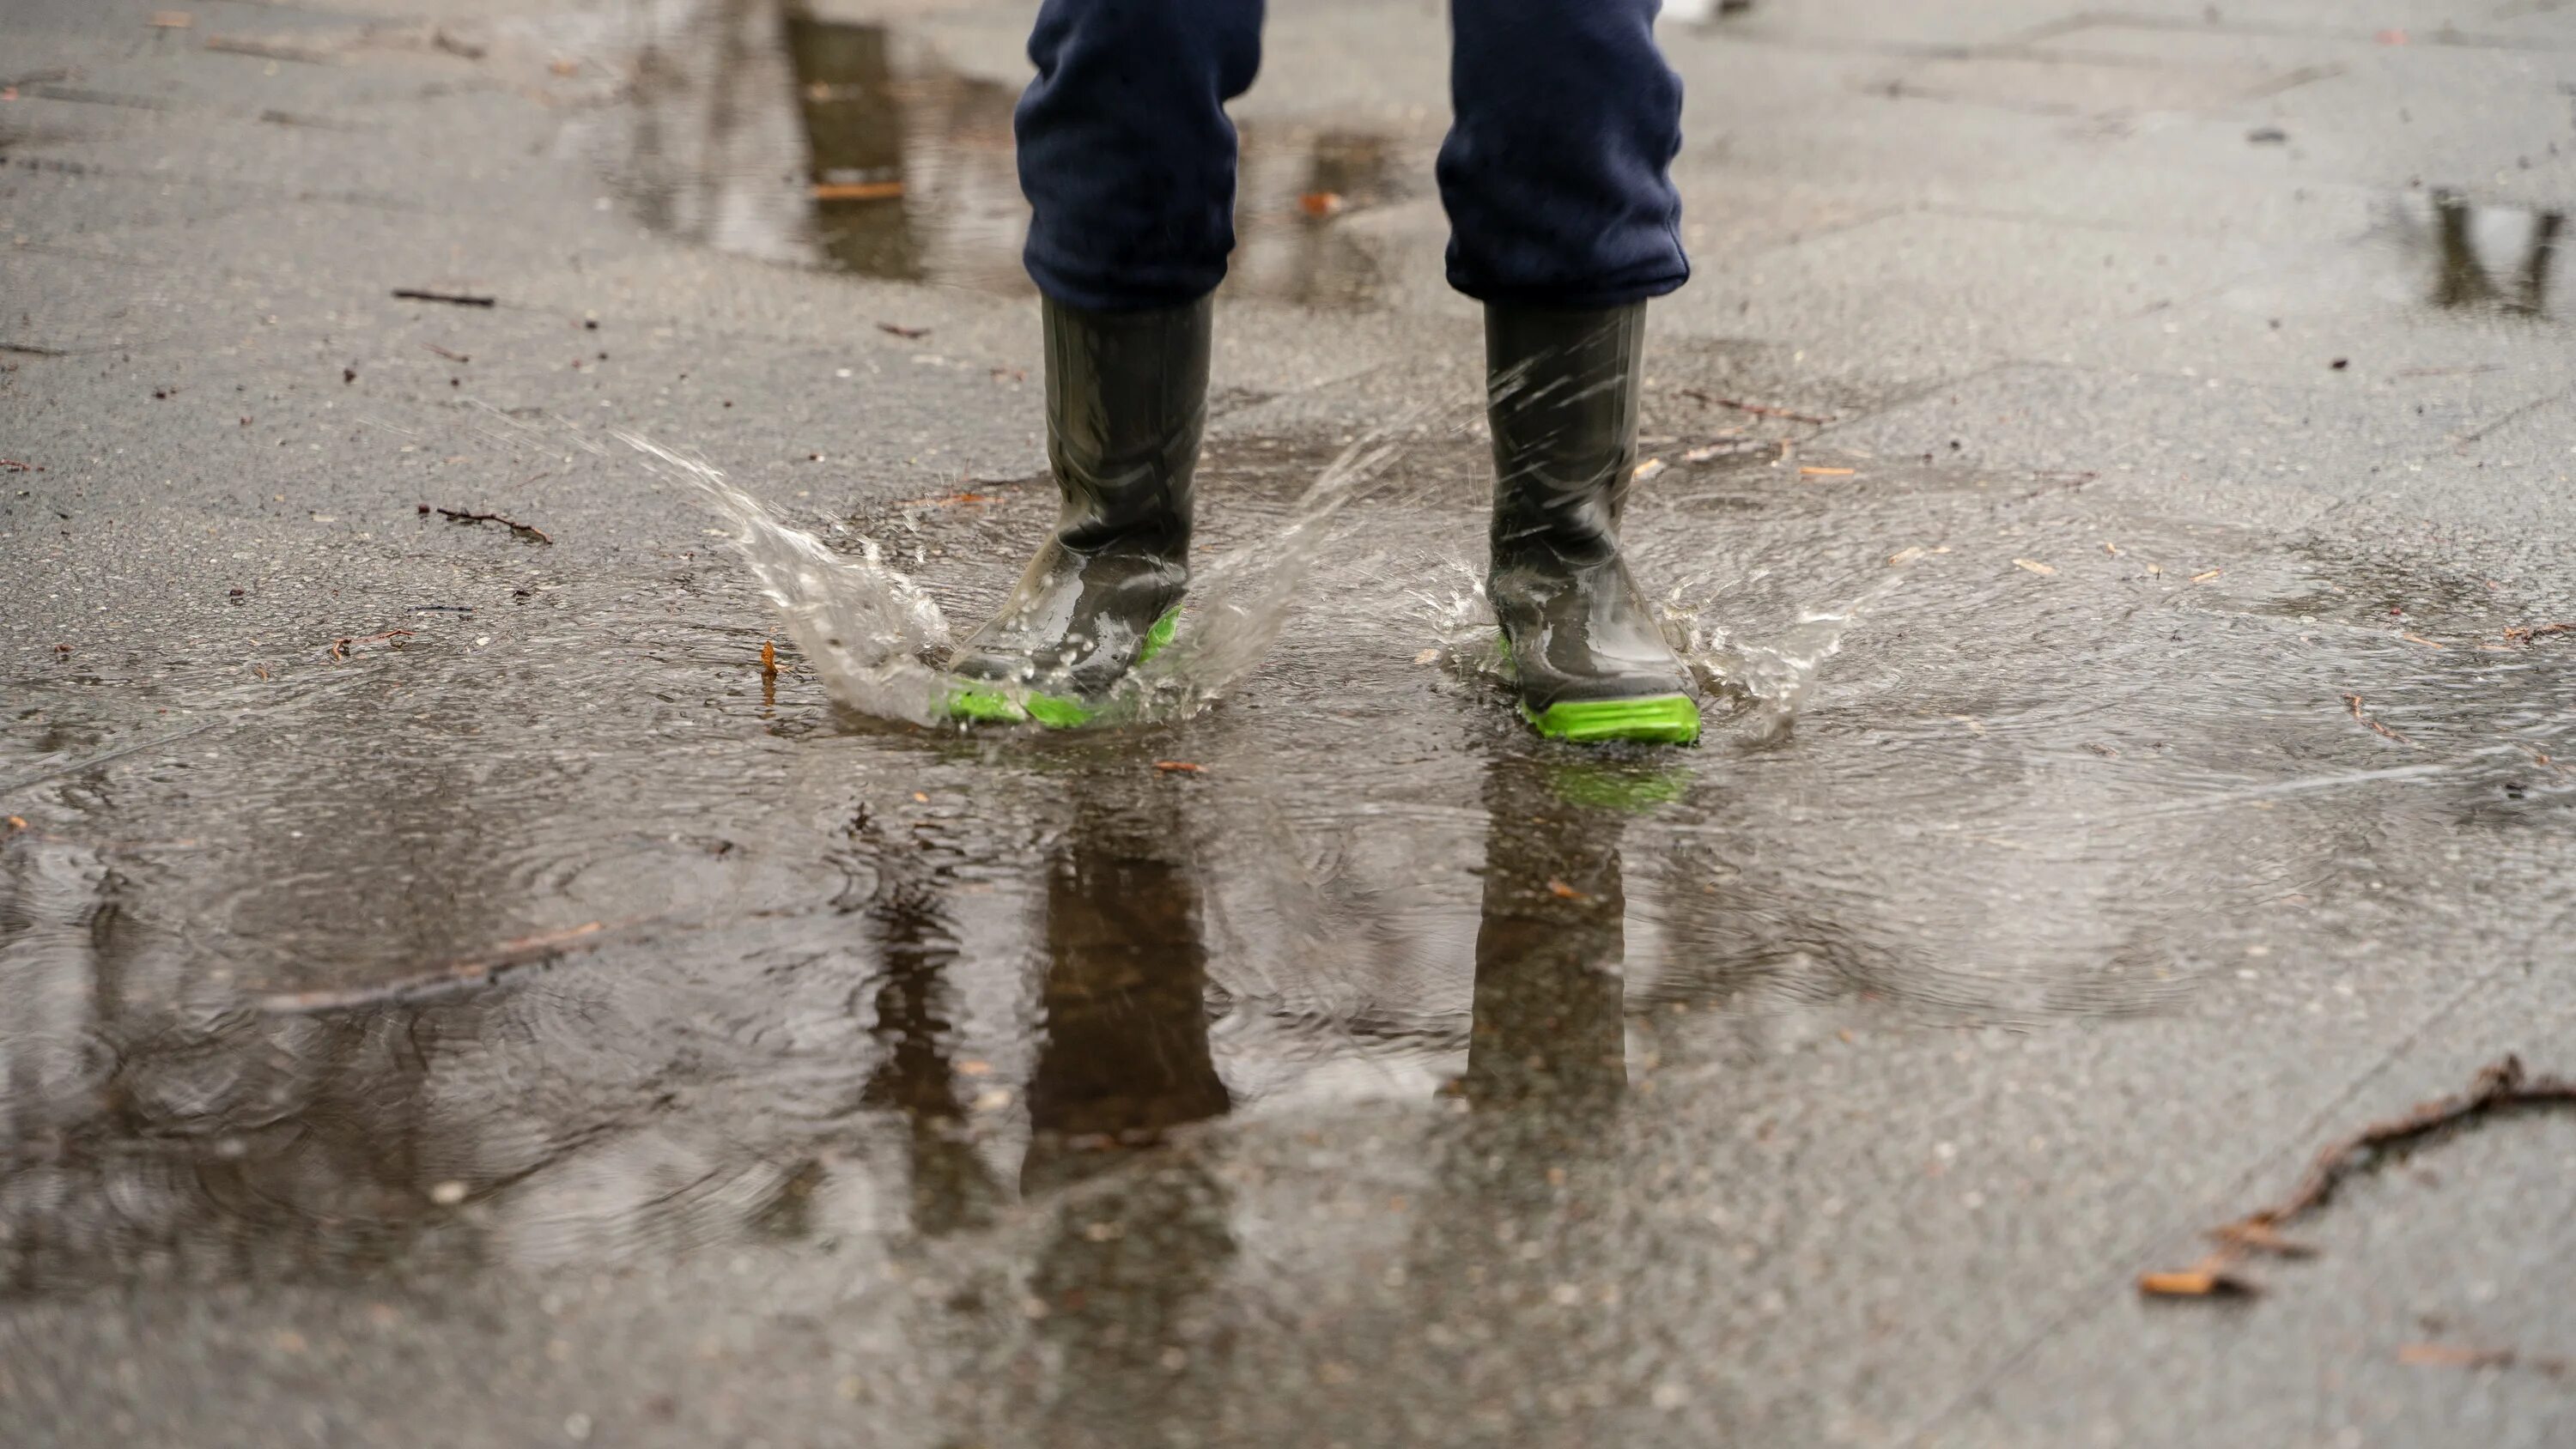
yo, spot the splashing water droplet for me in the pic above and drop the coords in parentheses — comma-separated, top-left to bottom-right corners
(616, 426, 1410, 729)
(617, 431, 956, 724)
(1665, 573, 1903, 739)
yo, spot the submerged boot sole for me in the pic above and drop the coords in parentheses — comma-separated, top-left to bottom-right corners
(941, 607, 1180, 729)
(1519, 694, 1703, 745)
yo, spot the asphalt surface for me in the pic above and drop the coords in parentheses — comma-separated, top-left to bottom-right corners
(5, 2, 2576, 1446)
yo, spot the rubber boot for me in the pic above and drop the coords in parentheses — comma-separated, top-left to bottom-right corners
(946, 295, 1211, 725)
(1485, 301, 1701, 744)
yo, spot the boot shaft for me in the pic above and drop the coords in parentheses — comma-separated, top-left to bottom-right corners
(1042, 294, 1212, 557)
(1484, 301, 1648, 568)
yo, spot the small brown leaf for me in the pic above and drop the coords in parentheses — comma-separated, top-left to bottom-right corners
(1154, 761, 1205, 774)
(1546, 878, 1597, 904)
(760, 640, 779, 679)
(1297, 191, 1346, 219)
(2138, 1268, 2258, 1299)
(816, 181, 904, 202)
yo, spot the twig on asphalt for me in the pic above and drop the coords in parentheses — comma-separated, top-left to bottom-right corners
(2503, 622, 2573, 645)
(2143, 1055, 2576, 1301)
(1677, 388, 1833, 426)
(2342, 693, 2415, 746)
(2249, 1055, 2576, 1226)
(427, 506, 552, 543)
(876, 322, 931, 339)
(423, 343, 471, 363)
(392, 288, 497, 307)
(330, 628, 414, 661)
(255, 919, 628, 1013)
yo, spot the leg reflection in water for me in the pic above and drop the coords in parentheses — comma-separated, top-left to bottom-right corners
(1392, 755, 1677, 1442)
(1461, 755, 1649, 1113)
(856, 807, 1002, 1236)
(1017, 782, 1236, 1449)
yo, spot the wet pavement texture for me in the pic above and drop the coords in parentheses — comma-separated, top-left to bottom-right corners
(6, 1, 2576, 1446)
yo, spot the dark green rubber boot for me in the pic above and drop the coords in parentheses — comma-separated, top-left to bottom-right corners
(1485, 301, 1701, 745)
(946, 295, 1210, 726)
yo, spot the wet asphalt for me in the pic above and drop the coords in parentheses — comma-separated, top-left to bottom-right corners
(6, 1, 2576, 1446)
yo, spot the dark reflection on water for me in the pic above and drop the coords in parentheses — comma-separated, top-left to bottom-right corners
(1462, 758, 1648, 1112)
(592, 1, 1410, 306)
(2390, 189, 2565, 318)
(787, 13, 931, 281)
(1016, 783, 1236, 1449)
(860, 798, 1000, 1236)
(1024, 796, 1230, 1168)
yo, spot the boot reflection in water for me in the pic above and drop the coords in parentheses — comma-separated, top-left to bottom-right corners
(1016, 791, 1235, 1447)
(1374, 757, 1654, 1444)
(946, 0, 1700, 742)
(1461, 755, 1646, 1111)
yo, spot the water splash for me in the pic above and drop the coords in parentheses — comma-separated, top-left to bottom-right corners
(1413, 561, 1901, 742)
(1666, 573, 1904, 739)
(619, 431, 958, 725)
(617, 428, 1406, 730)
(1115, 433, 1406, 722)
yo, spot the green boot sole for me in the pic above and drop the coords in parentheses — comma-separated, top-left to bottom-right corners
(1518, 694, 1702, 745)
(942, 607, 1179, 729)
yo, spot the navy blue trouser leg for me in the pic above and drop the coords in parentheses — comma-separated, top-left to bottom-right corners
(1016, 0, 1266, 313)
(1439, 0, 1689, 306)
(1014, 0, 1686, 312)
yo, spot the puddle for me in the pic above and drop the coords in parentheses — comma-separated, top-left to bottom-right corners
(9, 397, 2576, 1449)
(2382, 190, 2566, 319)
(576, 0, 1417, 306)
(8, 269, 2576, 1434)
